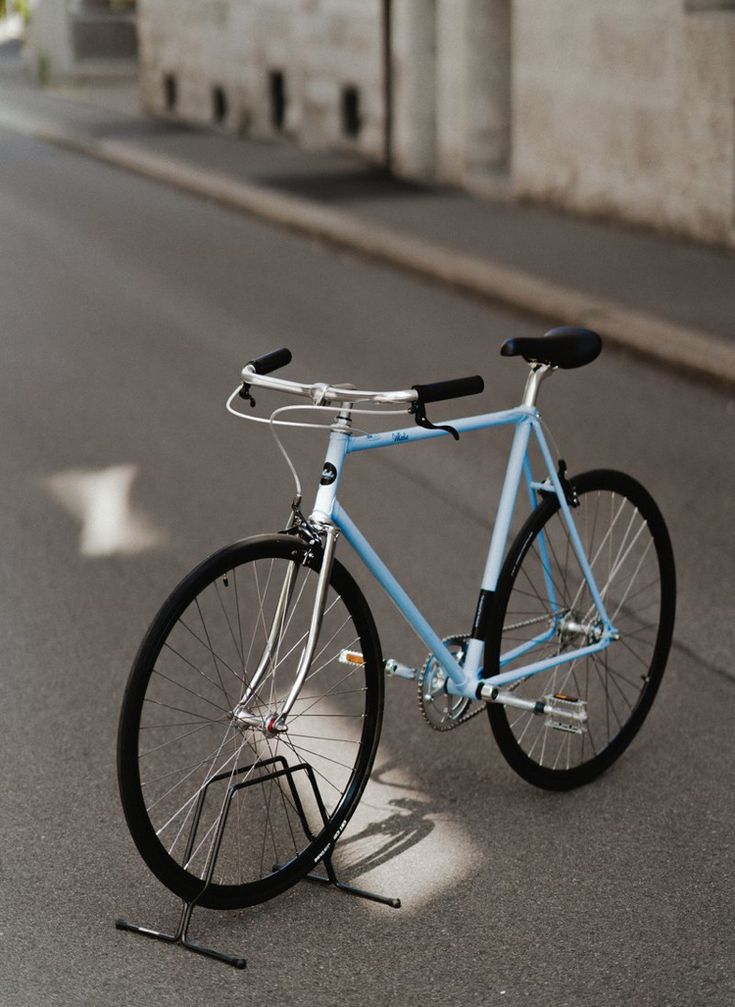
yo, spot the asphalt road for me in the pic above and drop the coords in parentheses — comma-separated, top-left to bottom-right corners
(1, 126, 733, 1007)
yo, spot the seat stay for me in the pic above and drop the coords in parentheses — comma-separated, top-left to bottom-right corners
(530, 420, 614, 634)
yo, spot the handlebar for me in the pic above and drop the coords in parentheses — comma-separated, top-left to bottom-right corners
(240, 350, 484, 408)
(247, 347, 293, 375)
(412, 375, 484, 404)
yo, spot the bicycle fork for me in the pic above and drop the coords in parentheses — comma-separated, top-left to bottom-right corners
(231, 524, 339, 734)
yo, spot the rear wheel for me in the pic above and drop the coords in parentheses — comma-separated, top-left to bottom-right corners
(117, 535, 383, 908)
(486, 470, 675, 790)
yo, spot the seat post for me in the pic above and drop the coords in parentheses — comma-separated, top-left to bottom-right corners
(521, 363, 553, 409)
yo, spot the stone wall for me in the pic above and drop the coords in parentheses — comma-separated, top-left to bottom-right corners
(27, 0, 137, 82)
(513, 0, 735, 247)
(388, 0, 512, 187)
(137, 0, 735, 248)
(138, 0, 385, 163)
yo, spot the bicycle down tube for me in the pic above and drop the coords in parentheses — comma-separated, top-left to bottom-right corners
(307, 406, 618, 703)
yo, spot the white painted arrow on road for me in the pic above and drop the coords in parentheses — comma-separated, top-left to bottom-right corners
(45, 464, 164, 557)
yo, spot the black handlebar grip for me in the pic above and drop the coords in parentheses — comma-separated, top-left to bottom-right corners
(247, 348, 293, 375)
(412, 375, 484, 405)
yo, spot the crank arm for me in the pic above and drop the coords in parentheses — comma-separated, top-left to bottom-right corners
(479, 683, 588, 724)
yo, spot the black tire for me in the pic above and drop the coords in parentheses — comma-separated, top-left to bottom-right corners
(118, 534, 383, 909)
(486, 470, 675, 790)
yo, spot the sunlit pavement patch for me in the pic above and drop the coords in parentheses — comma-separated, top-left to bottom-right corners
(331, 753, 480, 909)
(45, 464, 164, 557)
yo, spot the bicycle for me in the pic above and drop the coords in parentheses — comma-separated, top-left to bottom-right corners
(117, 327, 676, 917)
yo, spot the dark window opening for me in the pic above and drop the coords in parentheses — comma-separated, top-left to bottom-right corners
(341, 85, 362, 138)
(163, 73, 177, 112)
(212, 85, 228, 125)
(269, 70, 287, 132)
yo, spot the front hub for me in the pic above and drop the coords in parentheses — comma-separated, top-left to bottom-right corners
(231, 707, 288, 736)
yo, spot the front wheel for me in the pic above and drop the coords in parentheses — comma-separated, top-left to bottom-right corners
(117, 534, 383, 909)
(486, 470, 675, 790)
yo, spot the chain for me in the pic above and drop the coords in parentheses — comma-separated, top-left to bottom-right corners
(417, 635, 486, 732)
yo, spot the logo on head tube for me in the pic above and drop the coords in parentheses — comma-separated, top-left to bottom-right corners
(320, 463, 338, 485)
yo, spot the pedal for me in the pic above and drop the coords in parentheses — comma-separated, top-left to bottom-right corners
(338, 649, 365, 666)
(544, 693, 587, 735)
(338, 650, 417, 681)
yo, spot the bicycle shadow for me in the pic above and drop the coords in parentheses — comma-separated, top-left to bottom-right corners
(330, 795, 436, 881)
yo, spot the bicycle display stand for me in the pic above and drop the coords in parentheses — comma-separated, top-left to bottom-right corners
(116, 755, 400, 970)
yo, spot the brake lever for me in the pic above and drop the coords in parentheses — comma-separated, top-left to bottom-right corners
(411, 401, 459, 440)
(238, 382, 256, 407)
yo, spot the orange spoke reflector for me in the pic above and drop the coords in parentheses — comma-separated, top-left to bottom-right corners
(339, 649, 365, 666)
(553, 692, 579, 702)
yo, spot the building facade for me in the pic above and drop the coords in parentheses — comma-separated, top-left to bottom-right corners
(137, 0, 735, 249)
(28, 0, 137, 82)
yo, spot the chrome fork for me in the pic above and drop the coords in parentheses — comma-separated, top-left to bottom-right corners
(232, 524, 339, 733)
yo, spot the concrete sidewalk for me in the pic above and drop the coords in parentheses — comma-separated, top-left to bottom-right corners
(2, 40, 734, 387)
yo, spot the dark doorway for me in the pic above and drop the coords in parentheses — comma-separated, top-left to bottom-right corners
(269, 70, 287, 132)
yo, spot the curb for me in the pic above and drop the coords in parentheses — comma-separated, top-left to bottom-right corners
(4, 110, 735, 390)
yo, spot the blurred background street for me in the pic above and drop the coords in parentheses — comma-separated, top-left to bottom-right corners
(1, 4, 734, 1005)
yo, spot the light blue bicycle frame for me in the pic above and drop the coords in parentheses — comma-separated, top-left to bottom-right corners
(307, 404, 618, 703)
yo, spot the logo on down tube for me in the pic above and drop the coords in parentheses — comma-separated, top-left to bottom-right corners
(320, 463, 337, 485)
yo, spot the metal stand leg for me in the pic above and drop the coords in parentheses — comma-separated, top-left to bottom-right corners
(300, 854, 402, 909)
(116, 756, 400, 969)
(115, 899, 247, 969)
(279, 759, 401, 909)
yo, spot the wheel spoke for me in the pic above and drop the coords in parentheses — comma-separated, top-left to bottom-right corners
(488, 474, 673, 786)
(118, 541, 379, 907)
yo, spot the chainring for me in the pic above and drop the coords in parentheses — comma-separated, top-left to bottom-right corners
(417, 635, 485, 731)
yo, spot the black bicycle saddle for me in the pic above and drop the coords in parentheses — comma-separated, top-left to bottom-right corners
(500, 327, 602, 369)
